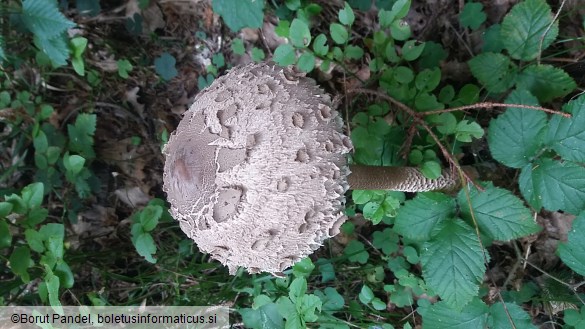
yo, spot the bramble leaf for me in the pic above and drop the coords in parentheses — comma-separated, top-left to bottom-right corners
(558, 212, 585, 276)
(546, 94, 585, 162)
(419, 298, 488, 329)
(488, 89, 546, 168)
(515, 64, 576, 102)
(487, 302, 536, 329)
(421, 220, 486, 310)
(394, 192, 455, 241)
(458, 183, 541, 241)
(519, 158, 585, 214)
(501, 0, 558, 61)
(468, 52, 516, 94)
(22, 0, 76, 40)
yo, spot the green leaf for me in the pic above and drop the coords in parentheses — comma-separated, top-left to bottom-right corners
(330, 23, 348, 44)
(273, 44, 296, 66)
(420, 161, 441, 179)
(392, 0, 411, 19)
(231, 39, 245, 55)
(394, 192, 456, 241)
(22, 0, 76, 40)
(501, 0, 558, 61)
(312, 34, 329, 56)
(289, 19, 311, 48)
(139, 204, 162, 231)
(419, 298, 489, 329)
(460, 2, 486, 30)
(297, 52, 315, 72)
(515, 64, 576, 102)
(378, 9, 396, 28)
(344, 240, 368, 264)
(487, 302, 536, 329)
(34, 34, 70, 67)
(458, 183, 541, 241)
(212, 0, 264, 32)
(402, 40, 425, 61)
(10, 246, 31, 282)
(154, 52, 178, 81)
(25, 229, 44, 253)
(289, 277, 307, 300)
(468, 52, 517, 94)
(64, 154, 85, 175)
(117, 59, 133, 79)
(482, 24, 505, 53)
(344, 45, 363, 60)
(519, 159, 585, 214)
(315, 287, 344, 312)
(338, 2, 355, 26)
(21, 182, 44, 209)
(418, 41, 447, 69)
(292, 258, 315, 278)
(0, 220, 11, 249)
(373, 228, 399, 255)
(240, 304, 284, 329)
(428, 113, 457, 135)
(55, 261, 74, 289)
(415, 67, 440, 92)
(488, 89, 546, 168)
(455, 120, 483, 142)
(251, 47, 265, 62)
(390, 20, 411, 40)
(68, 113, 96, 159)
(134, 232, 157, 263)
(421, 220, 486, 309)
(546, 94, 585, 162)
(558, 212, 585, 276)
(358, 285, 374, 304)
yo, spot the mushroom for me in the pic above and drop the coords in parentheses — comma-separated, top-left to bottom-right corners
(162, 62, 462, 275)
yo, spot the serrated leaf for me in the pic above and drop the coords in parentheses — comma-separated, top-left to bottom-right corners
(34, 34, 70, 67)
(330, 23, 348, 44)
(273, 44, 296, 66)
(421, 220, 486, 310)
(501, 0, 558, 61)
(394, 192, 455, 241)
(419, 298, 489, 329)
(487, 302, 536, 329)
(460, 2, 486, 30)
(154, 52, 178, 81)
(289, 19, 311, 48)
(458, 183, 541, 241)
(212, 0, 264, 32)
(515, 64, 576, 102)
(558, 212, 585, 276)
(344, 240, 368, 264)
(488, 89, 546, 168)
(373, 228, 399, 255)
(482, 24, 505, 53)
(68, 113, 96, 159)
(519, 158, 585, 214)
(22, 0, 76, 40)
(546, 94, 585, 162)
(468, 52, 516, 94)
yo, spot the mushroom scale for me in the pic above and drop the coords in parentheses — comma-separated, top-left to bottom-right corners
(163, 62, 352, 275)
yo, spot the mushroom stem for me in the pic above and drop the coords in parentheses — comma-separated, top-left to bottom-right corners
(347, 165, 465, 192)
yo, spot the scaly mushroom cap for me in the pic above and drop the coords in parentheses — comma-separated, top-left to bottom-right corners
(163, 62, 352, 275)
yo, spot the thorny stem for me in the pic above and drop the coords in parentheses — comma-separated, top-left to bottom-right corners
(347, 88, 480, 190)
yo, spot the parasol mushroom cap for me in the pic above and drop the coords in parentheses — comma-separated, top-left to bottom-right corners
(162, 62, 352, 275)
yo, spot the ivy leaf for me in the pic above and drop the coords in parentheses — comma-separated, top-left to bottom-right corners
(418, 298, 489, 329)
(273, 44, 296, 66)
(289, 19, 311, 48)
(22, 0, 76, 40)
(421, 220, 486, 310)
(458, 183, 541, 241)
(212, 0, 264, 32)
(488, 302, 537, 329)
(501, 0, 558, 61)
(558, 212, 585, 276)
(395, 192, 456, 241)
(519, 159, 585, 214)
(154, 52, 178, 81)
(488, 89, 546, 168)
(460, 2, 486, 30)
(455, 120, 483, 142)
(546, 94, 585, 162)
(515, 64, 576, 102)
(468, 52, 517, 94)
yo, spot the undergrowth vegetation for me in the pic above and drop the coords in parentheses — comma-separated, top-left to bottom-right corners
(1, 0, 585, 328)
